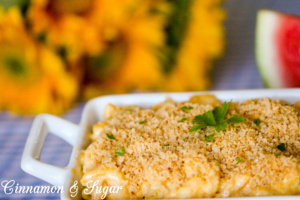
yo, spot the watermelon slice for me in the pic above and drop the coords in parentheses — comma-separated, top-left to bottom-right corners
(256, 10, 300, 88)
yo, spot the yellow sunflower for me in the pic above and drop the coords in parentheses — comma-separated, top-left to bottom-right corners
(0, 6, 78, 114)
(27, 0, 105, 62)
(26, 0, 225, 98)
(82, 0, 171, 98)
(83, 0, 225, 95)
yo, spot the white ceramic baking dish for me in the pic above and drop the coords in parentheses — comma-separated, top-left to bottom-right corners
(21, 88, 300, 200)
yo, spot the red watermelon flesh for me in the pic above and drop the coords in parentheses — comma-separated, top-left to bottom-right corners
(256, 10, 300, 88)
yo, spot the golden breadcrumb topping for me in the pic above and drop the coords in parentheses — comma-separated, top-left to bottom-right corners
(81, 95, 300, 199)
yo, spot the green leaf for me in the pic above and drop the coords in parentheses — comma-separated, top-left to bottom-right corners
(192, 111, 216, 126)
(189, 124, 208, 132)
(237, 157, 241, 164)
(164, 144, 170, 146)
(213, 101, 231, 124)
(204, 134, 215, 142)
(226, 115, 245, 124)
(115, 148, 125, 156)
(212, 107, 222, 124)
(190, 100, 244, 133)
(215, 122, 227, 132)
(106, 134, 116, 140)
(277, 143, 286, 151)
(253, 118, 261, 125)
(21, 0, 30, 15)
(178, 118, 187, 122)
(160, 0, 193, 74)
(181, 106, 193, 110)
(192, 115, 203, 123)
(139, 120, 147, 124)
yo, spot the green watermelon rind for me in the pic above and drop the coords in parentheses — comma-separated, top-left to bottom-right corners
(255, 10, 284, 88)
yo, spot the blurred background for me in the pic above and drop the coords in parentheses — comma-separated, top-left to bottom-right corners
(0, 0, 299, 199)
(212, 0, 300, 90)
(0, 0, 226, 115)
(0, 0, 299, 115)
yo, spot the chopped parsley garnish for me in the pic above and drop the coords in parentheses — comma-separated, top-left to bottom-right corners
(178, 118, 187, 122)
(115, 148, 125, 156)
(253, 118, 261, 125)
(276, 154, 281, 157)
(106, 134, 116, 140)
(181, 106, 193, 110)
(237, 157, 241, 164)
(204, 134, 215, 142)
(139, 120, 146, 124)
(164, 144, 170, 146)
(189, 101, 245, 132)
(277, 143, 286, 151)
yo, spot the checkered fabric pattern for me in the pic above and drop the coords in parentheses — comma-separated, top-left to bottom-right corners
(0, 104, 83, 200)
(0, 0, 299, 199)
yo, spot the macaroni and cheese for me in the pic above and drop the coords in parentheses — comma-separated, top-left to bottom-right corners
(80, 95, 300, 199)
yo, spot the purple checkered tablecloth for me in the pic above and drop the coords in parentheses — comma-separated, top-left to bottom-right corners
(0, 104, 83, 200)
(0, 0, 300, 199)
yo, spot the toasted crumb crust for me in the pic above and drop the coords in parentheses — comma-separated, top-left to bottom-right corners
(81, 96, 300, 199)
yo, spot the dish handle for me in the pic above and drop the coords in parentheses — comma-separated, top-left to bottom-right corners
(21, 114, 79, 186)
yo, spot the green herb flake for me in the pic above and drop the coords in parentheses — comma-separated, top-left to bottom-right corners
(276, 154, 282, 157)
(115, 148, 125, 156)
(164, 144, 170, 146)
(139, 120, 147, 124)
(189, 101, 245, 132)
(106, 134, 116, 140)
(204, 134, 215, 142)
(237, 157, 241, 164)
(277, 143, 286, 151)
(181, 106, 193, 111)
(253, 118, 261, 125)
(226, 115, 245, 124)
(178, 118, 187, 122)
(189, 124, 208, 132)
